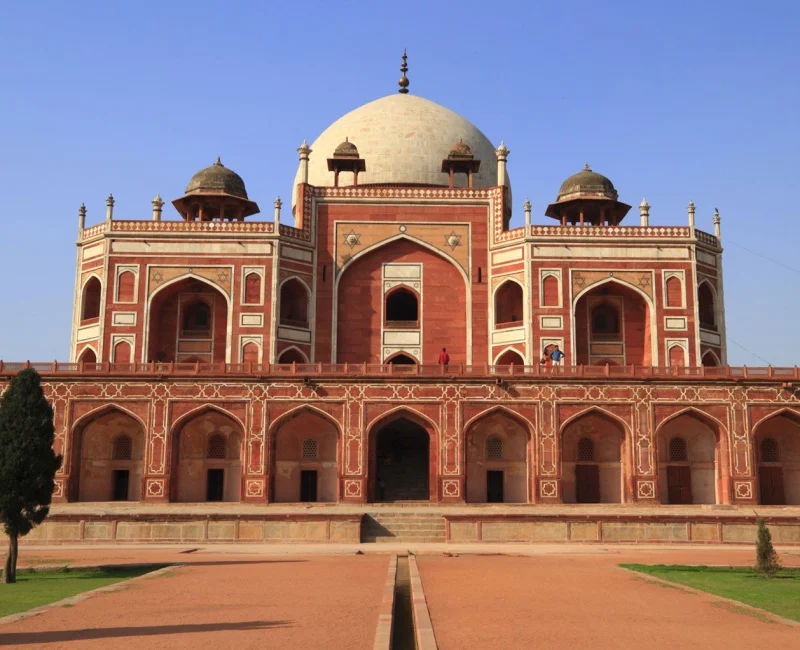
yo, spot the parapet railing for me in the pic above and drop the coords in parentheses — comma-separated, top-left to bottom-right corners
(0, 361, 797, 381)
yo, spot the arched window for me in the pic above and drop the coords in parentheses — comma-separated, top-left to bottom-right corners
(302, 438, 319, 460)
(669, 345, 685, 367)
(244, 273, 261, 304)
(542, 275, 559, 307)
(182, 299, 211, 334)
(591, 303, 620, 338)
(81, 277, 102, 321)
(117, 271, 136, 303)
(698, 283, 715, 329)
(280, 279, 309, 327)
(207, 434, 226, 459)
(112, 435, 133, 460)
(242, 341, 260, 363)
(495, 281, 523, 326)
(78, 347, 97, 365)
(665, 276, 682, 308)
(385, 287, 419, 324)
(277, 348, 308, 364)
(496, 349, 525, 366)
(669, 437, 688, 462)
(577, 437, 595, 462)
(760, 438, 780, 463)
(114, 341, 132, 364)
(387, 353, 416, 365)
(702, 351, 720, 367)
(486, 436, 503, 460)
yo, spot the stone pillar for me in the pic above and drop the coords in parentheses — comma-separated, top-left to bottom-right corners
(297, 139, 312, 184)
(105, 193, 114, 222)
(78, 203, 86, 234)
(495, 141, 509, 186)
(524, 198, 532, 229)
(151, 194, 164, 221)
(274, 197, 282, 224)
(639, 197, 650, 227)
(687, 200, 695, 229)
(713, 207, 721, 240)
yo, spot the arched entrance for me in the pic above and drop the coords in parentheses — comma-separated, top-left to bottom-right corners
(465, 411, 530, 503)
(370, 415, 433, 502)
(753, 412, 800, 505)
(170, 408, 242, 502)
(69, 408, 145, 502)
(656, 412, 721, 504)
(271, 410, 339, 503)
(147, 277, 229, 363)
(561, 411, 626, 503)
(573, 280, 653, 366)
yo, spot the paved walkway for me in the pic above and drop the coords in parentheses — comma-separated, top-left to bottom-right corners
(419, 549, 800, 649)
(0, 553, 388, 649)
(2, 545, 798, 648)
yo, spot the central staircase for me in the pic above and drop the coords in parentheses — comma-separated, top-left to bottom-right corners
(361, 512, 447, 543)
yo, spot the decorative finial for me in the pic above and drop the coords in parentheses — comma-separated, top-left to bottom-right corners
(79, 203, 86, 217)
(152, 194, 164, 221)
(713, 207, 720, 222)
(495, 140, 510, 158)
(215, 156, 223, 166)
(398, 49, 409, 94)
(639, 197, 650, 210)
(688, 200, 695, 211)
(584, 163, 591, 171)
(713, 207, 721, 239)
(523, 198, 531, 211)
(274, 197, 282, 223)
(106, 193, 114, 206)
(297, 139, 312, 157)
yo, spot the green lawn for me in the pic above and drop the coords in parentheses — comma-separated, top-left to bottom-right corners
(622, 564, 800, 622)
(0, 567, 156, 617)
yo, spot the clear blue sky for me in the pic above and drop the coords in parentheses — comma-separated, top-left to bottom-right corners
(1, 1, 798, 364)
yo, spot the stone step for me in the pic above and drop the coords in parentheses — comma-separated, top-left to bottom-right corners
(363, 536, 446, 543)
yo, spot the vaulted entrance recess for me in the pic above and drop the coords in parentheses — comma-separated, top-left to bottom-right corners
(374, 418, 430, 502)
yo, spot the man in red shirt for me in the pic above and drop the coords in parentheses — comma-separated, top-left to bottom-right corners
(438, 347, 450, 367)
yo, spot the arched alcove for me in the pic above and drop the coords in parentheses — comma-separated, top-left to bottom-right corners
(494, 281, 523, 328)
(385, 287, 419, 325)
(698, 282, 716, 329)
(81, 277, 102, 322)
(280, 278, 310, 327)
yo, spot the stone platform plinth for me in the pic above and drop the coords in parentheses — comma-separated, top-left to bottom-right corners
(5, 503, 800, 546)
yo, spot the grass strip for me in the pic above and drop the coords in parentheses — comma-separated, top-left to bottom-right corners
(0, 567, 155, 617)
(621, 564, 800, 623)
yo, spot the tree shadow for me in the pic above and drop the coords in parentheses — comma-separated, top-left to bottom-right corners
(0, 620, 293, 645)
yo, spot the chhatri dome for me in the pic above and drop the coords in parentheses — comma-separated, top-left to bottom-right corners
(293, 53, 509, 205)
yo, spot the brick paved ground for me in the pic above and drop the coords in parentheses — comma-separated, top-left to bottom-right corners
(418, 548, 800, 649)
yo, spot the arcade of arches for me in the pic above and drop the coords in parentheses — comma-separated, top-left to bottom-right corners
(62, 405, 799, 506)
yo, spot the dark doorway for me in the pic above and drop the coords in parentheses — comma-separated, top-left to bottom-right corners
(667, 466, 693, 504)
(759, 467, 785, 505)
(487, 470, 504, 503)
(300, 470, 318, 502)
(387, 354, 416, 365)
(206, 469, 224, 502)
(112, 470, 129, 501)
(374, 418, 430, 501)
(575, 465, 600, 503)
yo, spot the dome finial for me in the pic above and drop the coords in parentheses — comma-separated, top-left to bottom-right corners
(398, 49, 409, 94)
(584, 162, 590, 171)
(215, 156, 222, 166)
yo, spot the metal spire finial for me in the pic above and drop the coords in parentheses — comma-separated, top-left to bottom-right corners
(398, 49, 409, 94)
(215, 156, 223, 166)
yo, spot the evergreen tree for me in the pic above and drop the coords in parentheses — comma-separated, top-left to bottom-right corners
(755, 517, 781, 577)
(0, 369, 62, 583)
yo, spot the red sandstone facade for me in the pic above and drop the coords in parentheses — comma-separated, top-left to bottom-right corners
(4, 81, 798, 513)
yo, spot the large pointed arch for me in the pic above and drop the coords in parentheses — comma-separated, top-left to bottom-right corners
(142, 272, 233, 364)
(68, 404, 147, 502)
(366, 405, 440, 436)
(170, 403, 246, 436)
(750, 407, 800, 434)
(571, 276, 658, 365)
(268, 404, 343, 438)
(333, 234, 471, 364)
(276, 345, 310, 364)
(654, 406, 727, 437)
(463, 405, 535, 435)
(559, 405, 631, 436)
(493, 346, 527, 366)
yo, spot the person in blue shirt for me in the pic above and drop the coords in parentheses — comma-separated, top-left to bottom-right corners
(550, 346, 564, 367)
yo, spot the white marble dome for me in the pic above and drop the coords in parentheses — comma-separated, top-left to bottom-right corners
(293, 93, 508, 206)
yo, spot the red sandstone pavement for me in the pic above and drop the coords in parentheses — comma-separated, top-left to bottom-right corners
(418, 548, 800, 649)
(0, 551, 388, 649)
